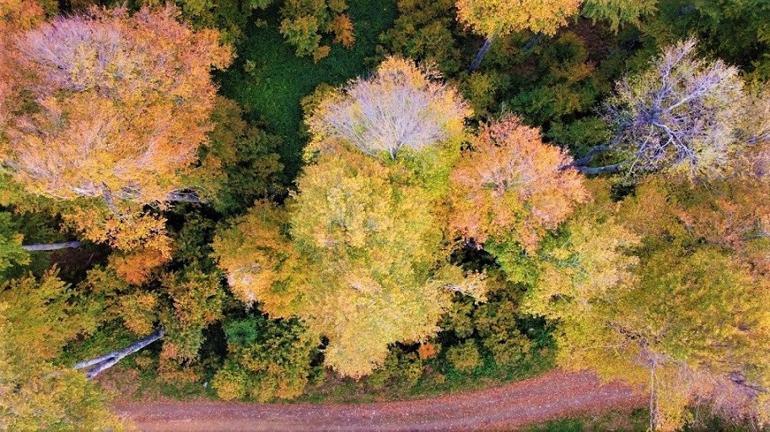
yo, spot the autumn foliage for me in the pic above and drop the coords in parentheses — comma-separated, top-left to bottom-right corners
(456, 0, 582, 37)
(448, 115, 588, 250)
(606, 39, 747, 180)
(1, 1, 770, 429)
(307, 56, 470, 158)
(0, 4, 232, 205)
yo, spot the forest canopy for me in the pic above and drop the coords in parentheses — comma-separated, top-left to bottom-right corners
(0, 0, 768, 431)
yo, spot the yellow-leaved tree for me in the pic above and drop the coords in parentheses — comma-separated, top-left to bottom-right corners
(522, 176, 770, 431)
(215, 57, 485, 378)
(0, 271, 128, 430)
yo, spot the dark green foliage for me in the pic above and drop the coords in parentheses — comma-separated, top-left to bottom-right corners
(507, 32, 604, 127)
(459, 71, 510, 118)
(212, 315, 317, 401)
(172, 213, 218, 269)
(189, 97, 285, 216)
(168, 0, 273, 45)
(474, 287, 532, 366)
(219, 0, 397, 177)
(366, 350, 424, 390)
(0, 212, 29, 275)
(446, 340, 481, 372)
(643, 0, 770, 80)
(547, 117, 612, 156)
(377, 0, 464, 75)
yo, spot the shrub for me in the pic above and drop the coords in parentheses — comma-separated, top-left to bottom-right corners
(446, 340, 481, 373)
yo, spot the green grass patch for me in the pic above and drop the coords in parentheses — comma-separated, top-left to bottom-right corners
(219, 0, 397, 178)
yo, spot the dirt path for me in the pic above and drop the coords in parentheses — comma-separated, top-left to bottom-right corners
(114, 370, 645, 431)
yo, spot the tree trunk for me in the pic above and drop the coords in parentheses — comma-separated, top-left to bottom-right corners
(522, 33, 544, 53)
(167, 191, 202, 204)
(469, 36, 495, 72)
(22, 241, 81, 252)
(649, 363, 657, 432)
(574, 164, 622, 175)
(572, 145, 611, 167)
(74, 328, 164, 379)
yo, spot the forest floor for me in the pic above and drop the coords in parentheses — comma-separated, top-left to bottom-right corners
(114, 369, 645, 431)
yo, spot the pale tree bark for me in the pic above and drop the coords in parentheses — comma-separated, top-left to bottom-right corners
(469, 36, 495, 72)
(574, 163, 622, 175)
(22, 241, 81, 251)
(469, 33, 544, 72)
(74, 328, 164, 379)
(649, 362, 657, 432)
(167, 191, 202, 204)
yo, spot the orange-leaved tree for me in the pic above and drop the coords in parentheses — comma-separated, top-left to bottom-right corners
(448, 115, 588, 251)
(0, 4, 232, 206)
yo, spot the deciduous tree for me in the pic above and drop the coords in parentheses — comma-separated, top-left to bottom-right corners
(522, 177, 770, 431)
(187, 97, 284, 215)
(212, 316, 316, 401)
(215, 149, 485, 377)
(457, 0, 581, 70)
(581, 0, 657, 32)
(456, 0, 581, 38)
(307, 56, 471, 159)
(448, 115, 588, 251)
(279, 0, 354, 61)
(0, 271, 126, 430)
(598, 39, 749, 180)
(0, 4, 232, 206)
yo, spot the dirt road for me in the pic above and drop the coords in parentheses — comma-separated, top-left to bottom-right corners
(114, 370, 644, 431)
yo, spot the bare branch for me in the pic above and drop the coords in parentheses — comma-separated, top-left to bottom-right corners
(22, 241, 81, 251)
(74, 328, 164, 379)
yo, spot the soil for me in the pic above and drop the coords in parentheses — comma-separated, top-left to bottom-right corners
(114, 369, 645, 431)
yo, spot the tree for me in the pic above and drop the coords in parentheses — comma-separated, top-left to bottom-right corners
(60, 205, 175, 276)
(0, 272, 126, 430)
(212, 316, 316, 401)
(521, 177, 770, 431)
(378, 0, 464, 74)
(146, 0, 274, 45)
(0, 0, 42, 122)
(448, 115, 588, 251)
(215, 149, 486, 378)
(507, 31, 601, 127)
(456, 0, 581, 70)
(580, 0, 657, 32)
(0, 212, 30, 274)
(0, 4, 232, 207)
(158, 267, 225, 365)
(591, 39, 748, 180)
(457, 0, 581, 37)
(307, 56, 471, 159)
(279, 0, 355, 61)
(639, 0, 770, 80)
(186, 96, 284, 215)
(212, 200, 300, 307)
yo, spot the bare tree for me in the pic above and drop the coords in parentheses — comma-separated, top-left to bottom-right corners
(578, 39, 748, 180)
